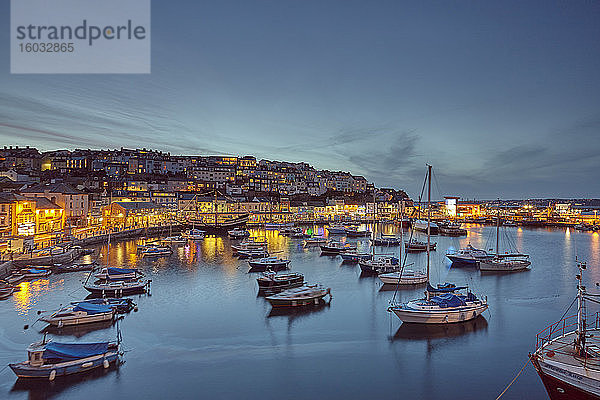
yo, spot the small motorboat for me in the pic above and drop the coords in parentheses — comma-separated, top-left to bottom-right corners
(248, 257, 291, 272)
(72, 298, 136, 314)
(404, 240, 437, 252)
(358, 256, 400, 275)
(437, 221, 467, 236)
(9, 339, 120, 380)
(237, 249, 270, 259)
(0, 286, 15, 299)
(320, 241, 357, 255)
(84, 278, 150, 297)
(303, 236, 328, 246)
(160, 236, 187, 245)
(371, 235, 402, 246)
(446, 244, 493, 265)
(339, 251, 372, 263)
(40, 302, 115, 327)
(141, 246, 173, 257)
(325, 225, 346, 235)
(232, 238, 268, 253)
(182, 229, 205, 240)
(228, 228, 251, 239)
(54, 263, 95, 274)
(94, 267, 142, 280)
(5, 273, 25, 285)
(20, 268, 52, 279)
(265, 284, 332, 307)
(344, 227, 372, 238)
(290, 228, 311, 239)
(257, 272, 304, 293)
(379, 270, 427, 285)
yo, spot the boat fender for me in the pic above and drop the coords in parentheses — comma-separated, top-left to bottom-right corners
(103, 359, 109, 369)
(58, 320, 64, 328)
(49, 370, 56, 381)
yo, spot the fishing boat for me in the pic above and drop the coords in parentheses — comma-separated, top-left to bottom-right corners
(94, 267, 142, 281)
(530, 260, 600, 399)
(478, 204, 531, 272)
(20, 268, 52, 279)
(40, 302, 115, 327)
(325, 224, 347, 235)
(319, 241, 357, 255)
(446, 244, 493, 265)
(303, 236, 328, 246)
(228, 228, 251, 239)
(339, 251, 372, 263)
(358, 256, 400, 275)
(182, 229, 205, 240)
(503, 220, 518, 227)
(248, 257, 291, 272)
(438, 221, 467, 236)
(379, 270, 428, 285)
(236, 249, 270, 259)
(257, 271, 304, 293)
(388, 165, 488, 324)
(84, 278, 150, 297)
(9, 339, 120, 380)
(72, 298, 136, 314)
(404, 240, 437, 252)
(265, 284, 332, 307)
(141, 246, 173, 257)
(371, 234, 402, 246)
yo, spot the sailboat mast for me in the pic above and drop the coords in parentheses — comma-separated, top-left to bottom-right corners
(496, 199, 500, 256)
(400, 200, 404, 262)
(576, 259, 587, 356)
(426, 164, 431, 282)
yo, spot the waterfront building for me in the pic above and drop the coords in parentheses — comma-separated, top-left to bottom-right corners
(21, 183, 89, 227)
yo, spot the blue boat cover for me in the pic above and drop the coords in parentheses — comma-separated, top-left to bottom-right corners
(107, 267, 136, 275)
(430, 293, 466, 308)
(43, 342, 109, 361)
(72, 301, 112, 314)
(26, 268, 48, 274)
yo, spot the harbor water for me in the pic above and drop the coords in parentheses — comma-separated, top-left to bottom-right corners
(1, 224, 599, 399)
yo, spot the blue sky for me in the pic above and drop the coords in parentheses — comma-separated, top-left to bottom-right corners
(1, 1, 599, 199)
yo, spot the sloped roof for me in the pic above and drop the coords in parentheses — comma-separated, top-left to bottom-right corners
(21, 182, 83, 195)
(0, 192, 27, 203)
(34, 197, 62, 210)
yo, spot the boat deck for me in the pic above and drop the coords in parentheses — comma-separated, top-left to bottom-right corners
(539, 330, 600, 371)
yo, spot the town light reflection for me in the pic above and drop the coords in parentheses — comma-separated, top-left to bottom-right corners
(13, 279, 51, 316)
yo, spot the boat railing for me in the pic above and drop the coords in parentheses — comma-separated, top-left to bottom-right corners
(536, 312, 600, 349)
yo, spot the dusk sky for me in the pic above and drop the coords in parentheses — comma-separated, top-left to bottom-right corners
(1, 1, 599, 200)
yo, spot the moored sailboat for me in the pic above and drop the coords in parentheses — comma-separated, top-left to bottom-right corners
(388, 165, 488, 324)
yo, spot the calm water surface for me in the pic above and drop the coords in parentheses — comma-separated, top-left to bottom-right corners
(1, 224, 599, 399)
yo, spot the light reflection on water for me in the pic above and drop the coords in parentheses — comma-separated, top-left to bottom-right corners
(1, 223, 600, 400)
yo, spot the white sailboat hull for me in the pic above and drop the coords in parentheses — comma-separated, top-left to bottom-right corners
(390, 303, 488, 324)
(379, 272, 427, 285)
(479, 259, 531, 271)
